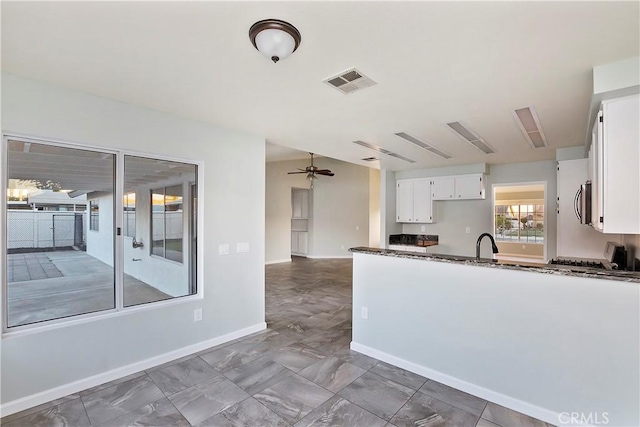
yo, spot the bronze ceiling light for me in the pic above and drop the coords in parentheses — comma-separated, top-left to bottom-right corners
(249, 19, 302, 63)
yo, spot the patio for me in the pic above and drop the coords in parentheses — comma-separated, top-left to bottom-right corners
(6, 250, 171, 328)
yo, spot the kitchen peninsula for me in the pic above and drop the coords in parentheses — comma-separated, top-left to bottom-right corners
(349, 247, 639, 426)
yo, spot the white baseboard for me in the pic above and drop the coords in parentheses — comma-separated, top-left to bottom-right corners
(306, 255, 353, 259)
(1, 322, 267, 417)
(350, 342, 588, 427)
(265, 258, 292, 265)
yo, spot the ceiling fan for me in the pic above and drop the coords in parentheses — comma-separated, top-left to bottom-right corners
(287, 153, 334, 185)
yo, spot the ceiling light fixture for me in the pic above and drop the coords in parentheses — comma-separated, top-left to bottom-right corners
(512, 106, 548, 148)
(249, 19, 301, 63)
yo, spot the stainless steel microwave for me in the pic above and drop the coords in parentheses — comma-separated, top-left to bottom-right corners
(575, 181, 592, 225)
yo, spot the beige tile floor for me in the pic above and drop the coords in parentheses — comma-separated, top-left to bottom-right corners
(2, 257, 554, 426)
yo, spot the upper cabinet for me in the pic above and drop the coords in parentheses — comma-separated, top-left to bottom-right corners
(431, 173, 485, 200)
(589, 94, 640, 234)
(396, 179, 436, 223)
(292, 189, 309, 219)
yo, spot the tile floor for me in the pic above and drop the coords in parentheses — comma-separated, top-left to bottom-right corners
(1, 257, 554, 426)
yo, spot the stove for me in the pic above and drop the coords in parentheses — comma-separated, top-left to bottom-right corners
(548, 258, 610, 270)
(549, 241, 627, 271)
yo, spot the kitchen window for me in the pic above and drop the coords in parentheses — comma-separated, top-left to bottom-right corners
(495, 203, 544, 243)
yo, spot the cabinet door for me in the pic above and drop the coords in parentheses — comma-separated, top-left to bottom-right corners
(431, 177, 455, 200)
(396, 180, 414, 222)
(413, 179, 433, 223)
(592, 112, 604, 231)
(455, 174, 485, 199)
(291, 231, 299, 253)
(298, 232, 308, 255)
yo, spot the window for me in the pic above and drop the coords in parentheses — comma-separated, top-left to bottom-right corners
(89, 200, 99, 231)
(123, 192, 136, 238)
(495, 203, 544, 243)
(4, 137, 200, 330)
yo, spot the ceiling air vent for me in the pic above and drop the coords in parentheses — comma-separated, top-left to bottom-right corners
(352, 141, 416, 163)
(324, 68, 377, 95)
(512, 106, 548, 148)
(394, 132, 452, 160)
(446, 122, 496, 154)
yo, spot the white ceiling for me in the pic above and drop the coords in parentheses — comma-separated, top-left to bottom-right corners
(2, 2, 638, 171)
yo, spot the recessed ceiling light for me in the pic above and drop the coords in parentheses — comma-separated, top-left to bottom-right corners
(512, 106, 548, 148)
(446, 122, 496, 154)
(394, 132, 453, 159)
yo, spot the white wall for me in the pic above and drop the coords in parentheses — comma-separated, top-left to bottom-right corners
(86, 194, 114, 266)
(1, 73, 266, 407)
(396, 161, 558, 260)
(265, 159, 310, 264)
(369, 168, 381, 247)
(352, 253, 640, 427)
(310, 158, 370, 258)
(265, 157, 371, 262)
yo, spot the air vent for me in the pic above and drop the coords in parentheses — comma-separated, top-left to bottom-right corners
(394, 132, 452, 160)
(361, 157, 379, 162)
(323, 68, 377, 95)
(352, 141, 416, 163)
(446, 122, 496, 154)
(512, 106, 548, 148)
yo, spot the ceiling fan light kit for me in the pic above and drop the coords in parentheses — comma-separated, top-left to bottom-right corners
(249, 19, 301, 63)
(287, 153, 334, 188)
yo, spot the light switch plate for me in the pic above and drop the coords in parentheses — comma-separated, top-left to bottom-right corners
(421, 226, 426, 232)
(219, 244, 229, 255)
(361, 307, 368, 320)
(237, 242, 249, 253)
(465, 226, 471, 234)
(194, 308, 202, 322)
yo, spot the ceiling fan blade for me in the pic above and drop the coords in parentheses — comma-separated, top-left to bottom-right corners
(297, 168, 307, 171)
(316, 171, 335, 176)
(315, 169, 332, 173)
(287, 171, 307, 174)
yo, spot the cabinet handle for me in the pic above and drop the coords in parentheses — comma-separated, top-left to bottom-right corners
(458, 195, 461, 198)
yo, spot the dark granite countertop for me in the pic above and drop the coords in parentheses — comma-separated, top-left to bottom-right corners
(349, 247, 640, 283)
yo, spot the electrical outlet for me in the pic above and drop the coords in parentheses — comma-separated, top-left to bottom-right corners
(237, 242, 249, 253)
(356, 225, 360, 231)
(341, 245, 345, 250)
(194, 308, 202, 322)
(421, 225, 426, 232)
(465, 226, 471, 234)
(219, 244, 229, 255)
(361, 307, 368, 320)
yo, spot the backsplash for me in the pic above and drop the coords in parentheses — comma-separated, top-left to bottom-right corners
(389, 234, 438, 247)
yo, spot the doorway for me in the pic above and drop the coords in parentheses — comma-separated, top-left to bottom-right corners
(492, 182, 547, 261)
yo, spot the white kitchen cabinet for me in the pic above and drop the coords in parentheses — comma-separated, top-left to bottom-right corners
(431, 177, 455, 200)
(291, 231, 308, 255)
(590, 94, 640, 234)
(292, 189, 309, 219)
(396, 179, 435, 223)
(388, 244, 428, 253)
(431, 174, 485, 200)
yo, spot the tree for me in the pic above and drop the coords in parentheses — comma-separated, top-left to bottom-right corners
(520, 217, 528, 229)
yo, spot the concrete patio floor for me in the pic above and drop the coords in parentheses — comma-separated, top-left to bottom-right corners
(7, 250, 171, 328)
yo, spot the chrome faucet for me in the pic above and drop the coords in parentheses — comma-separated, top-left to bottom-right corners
(476, 233, 499, 260)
